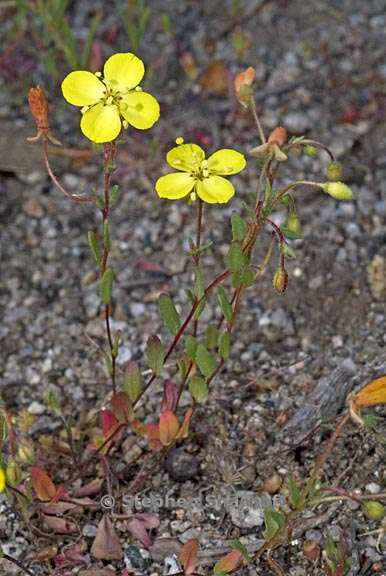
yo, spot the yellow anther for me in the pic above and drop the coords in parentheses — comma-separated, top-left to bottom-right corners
(176, 137, 184, 145)
(190, 191, 197, 202)
(95, 71, 102, 77)
(80, 105, 89, 114)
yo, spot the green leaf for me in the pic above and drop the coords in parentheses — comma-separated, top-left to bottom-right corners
(194, 267, 205, 299)
(185, 335, 197, 360)
(195, 344, 216, 377)
(123, 361, 143, 402)
(100, 268, 114, 304)
(46, 390, 61, 413)
(281, 244, 297, 259)
(226, 242, 248, 273)
(241, 268, 254, 287)
(205, 325, 219, 350)
(288, 477, 303, 509)
(112, 331, 121, 358)
(103, 220, 110, 250)
(263, 506, 285, 540)
(188, 376, 208, 403)
(159, 294, 181, 335)
(216, 286, 232, 322)
(231, 212, 247, 242)
(264, 179, 272, 203)
(146, 335, 164, 376)
(218, 332, 231, 359)
(109, 184, 120, 205)
(88, 231, 101, 266)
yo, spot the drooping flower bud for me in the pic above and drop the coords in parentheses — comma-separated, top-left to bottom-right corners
(268, 127, 287, 147)
(27, 86, 61, 145)
(321, 181, 354, 200)
(282, 211, 302, 239)
(6, 460, 22, 487)
(326, 161, 343, 182)
(234, 67, 255, 108)
(273, 268, 289, 294)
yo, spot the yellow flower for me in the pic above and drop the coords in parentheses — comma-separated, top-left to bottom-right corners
(155, 142, 246, 204)
(61, 53, 160, 143)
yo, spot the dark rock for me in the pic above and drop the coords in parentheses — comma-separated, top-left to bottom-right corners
(165, 448, 200, 482)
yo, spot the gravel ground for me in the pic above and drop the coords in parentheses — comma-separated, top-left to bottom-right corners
(1, 1, 386, 574)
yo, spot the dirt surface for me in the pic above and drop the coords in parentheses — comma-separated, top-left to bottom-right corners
(1, 1, 386, 574)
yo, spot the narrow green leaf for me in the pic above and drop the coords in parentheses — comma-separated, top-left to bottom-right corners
(229, 540, 252, 563)
(205, 325, 219, 350)
(194, 267, 205, 299)
(46, 390, 61, 412)
(216, 286, 232, 322)
(195, 344, 216, 377)
(193, 298, 206, 321)
(146, 335, 164, 376)
(159, 294, 181, 335)
(185, 335, 197, 360)
(103, 220, 110, 250)
(226, 242, 248, 273)
(188, 376, 208, 403)
(288, 477, 303, 510)
(100, 268, 114, 304)
(88, 231, 101, 266)
(218, 332, 231, 359)
(123, 361, 143, 401)
(231, 212, 247, 242)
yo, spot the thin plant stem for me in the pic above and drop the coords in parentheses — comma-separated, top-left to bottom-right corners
(42, 140, 93, 204)
(250, 97, 266, 144)
(192, 199, 204, 338)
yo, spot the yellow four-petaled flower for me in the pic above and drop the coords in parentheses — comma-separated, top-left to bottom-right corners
(61, 52, 160, 143)
(156, 142, 246, 204)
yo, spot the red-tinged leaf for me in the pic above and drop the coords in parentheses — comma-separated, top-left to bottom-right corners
(72, 478, 104, 498)
(146, 423, 162, 451)
(132, 513, 160, 530)
(91, 514, 123, 560)
(111, 392, 132, 424)
(40, 501, 77, 515)
(161, 379, 179, 413)
(214, 550, 243, 574)
(51, 484, 67, 503)
(101, 409, 119, 438)
(176, 407, 194, 440)
(127, 518, 152, 548)
(353, 376, 386, 408)
(159, 410, 180, 446)
(31, 467, 57, 502)
(179, 538, 199, 575)
(43, 514, 78, 534)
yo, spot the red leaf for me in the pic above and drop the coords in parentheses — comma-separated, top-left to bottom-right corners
(90, 514, 122, 560)
(101, 409, 119, 438)
(159, 410, 179, 447)
(43, 514, 78, 534)
(72, 478, 104, 498)
(146, 423, 162, 451)
(31, 467, 57, 502)
(132, 513, 160, 530)
(179, 538, 199, 575)
(127, 518, 152, 548)
(111, 392, 132, 424)
(161, 379, 179, 413)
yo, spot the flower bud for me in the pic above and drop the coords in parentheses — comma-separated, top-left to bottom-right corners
(6, 460, 22, 487)
(28, 86, 49, 131)
(327, 161, 343, 182)
(303, 145, 317, 157)
(363, 500, 386, 521)
(283, 212, 302, 239)
(321, 181, 354, 201)
(273, 268, 288, 294)
(268, 127, 287, 147)
(234, 66, 255, 108)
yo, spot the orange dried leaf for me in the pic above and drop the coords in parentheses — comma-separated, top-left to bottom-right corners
(214, 549, 243, 574)
(176, 407, 193, 440)
(28, 86, 49, 131)
(90, 514, 123, 560)
(200, 61, 229, 96)
(31, 467, 57, 502)
(146, 423, 162, 451)
(179, 538, 199, 575)
(159, 410, 179, 446)
(353, 376, 386, 408)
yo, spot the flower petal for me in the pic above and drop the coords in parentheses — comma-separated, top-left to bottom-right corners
(207, 148, 246, 175)
(61, 71, 105, 106)
(80, 104, 122, 143)
(103, 53, 145, 92)
(120, 91, 160, 129)
(196, 175, 235, 204)
(156, 172, 195, 200)
(166, 143, 205, 172)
